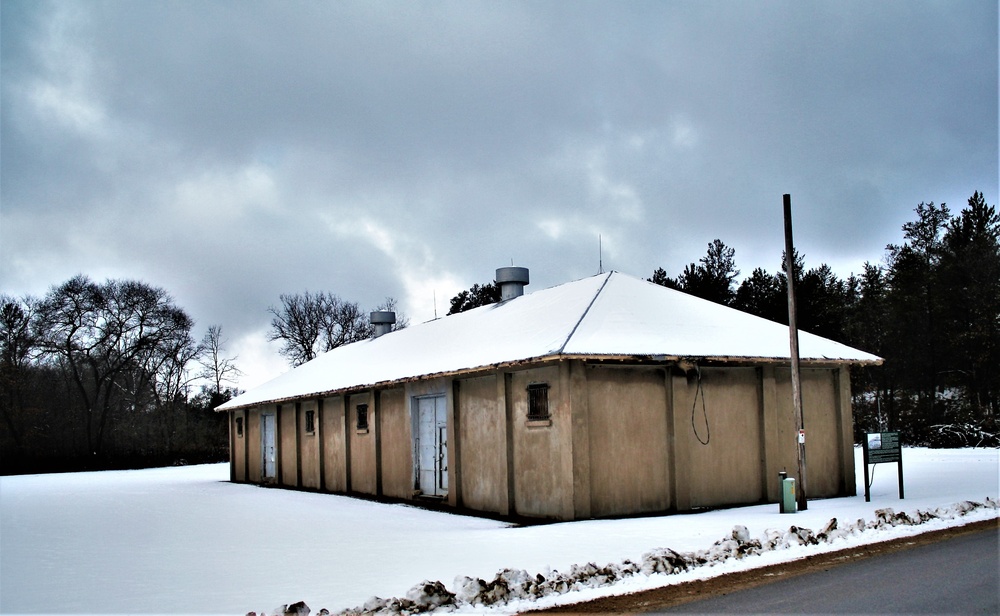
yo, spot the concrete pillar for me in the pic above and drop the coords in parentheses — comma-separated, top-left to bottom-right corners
(499, 371, 515, 516)
(567, 360, 592, 520)
(447, 379, 463, 508)
(836, 366, 857, 496)
(663, 369, 677, 511)
(374, 390, 383, 497)
(342, 396, 352, 492)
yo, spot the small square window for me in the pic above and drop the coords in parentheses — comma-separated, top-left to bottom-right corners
(304, 410, 315, 433)
(235, 416, 244, 437)
(527, 383, 550, 420)
(356, 404, 369, 430)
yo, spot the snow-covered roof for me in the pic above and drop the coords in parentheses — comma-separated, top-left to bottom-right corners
(218, 271, 881, 411)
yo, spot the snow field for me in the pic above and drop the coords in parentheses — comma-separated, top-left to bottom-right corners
(1, 447, 997, 615)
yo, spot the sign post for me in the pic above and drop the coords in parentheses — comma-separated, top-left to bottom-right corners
(862, 431, 904, 502)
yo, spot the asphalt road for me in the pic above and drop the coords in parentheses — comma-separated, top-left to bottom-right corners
(659, 525, 998, 614)
(532, 520, 999, 615)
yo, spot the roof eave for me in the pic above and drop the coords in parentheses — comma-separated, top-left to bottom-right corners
(214, 351, 883, 412)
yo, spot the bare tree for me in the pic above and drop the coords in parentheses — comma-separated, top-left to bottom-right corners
(269, 292, 408, 367)
(198, 325, 243, 396)
(34, 275, 197, 456)
(268, 291, 329, 366)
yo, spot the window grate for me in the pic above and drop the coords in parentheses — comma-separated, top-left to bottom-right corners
(305, 410, 315, 433)
(527, 383, 550, 420)
(356, 404, 369, 430)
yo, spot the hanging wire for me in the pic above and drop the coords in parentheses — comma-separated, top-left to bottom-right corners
(691, 365, 711, 445)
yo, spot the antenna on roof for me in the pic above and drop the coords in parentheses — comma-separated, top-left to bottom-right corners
(433, 290, 437, 319)
(599, 235, 604, 274)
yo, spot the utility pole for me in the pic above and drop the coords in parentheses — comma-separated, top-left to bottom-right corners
(783, 194, 808, 511)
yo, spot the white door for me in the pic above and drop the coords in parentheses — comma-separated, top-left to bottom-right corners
(261, 413, 276, 481)
(415, 396, 447, 496)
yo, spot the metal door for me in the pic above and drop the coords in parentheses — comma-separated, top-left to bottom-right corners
(415, 395, 447, 496)
(261, 413, 276, 481)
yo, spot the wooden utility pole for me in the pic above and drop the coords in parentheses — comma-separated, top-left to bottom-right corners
(783, 194, 808, 511)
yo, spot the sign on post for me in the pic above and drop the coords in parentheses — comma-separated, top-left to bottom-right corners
(862, 431, 904, 502)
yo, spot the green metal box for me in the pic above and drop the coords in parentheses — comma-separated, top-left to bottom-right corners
(780, 477, 797, 513)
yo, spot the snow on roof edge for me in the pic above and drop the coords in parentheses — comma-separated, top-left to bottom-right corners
(216, 353, 880, 412)
(215, 353, 562, 412)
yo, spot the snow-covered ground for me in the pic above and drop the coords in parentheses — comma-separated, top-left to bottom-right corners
(1, 447, 997, 615)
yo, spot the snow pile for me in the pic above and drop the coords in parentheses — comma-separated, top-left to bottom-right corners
(262, 498, 997, 616)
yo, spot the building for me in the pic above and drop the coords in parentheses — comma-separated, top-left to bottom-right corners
(216, 269, 881, 521)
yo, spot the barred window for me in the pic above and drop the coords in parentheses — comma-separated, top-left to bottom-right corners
(527, 383, 550, 420)
(235, 416, 244, 437)
(356, 404, 369, 430)
(304, 410, 315, 434)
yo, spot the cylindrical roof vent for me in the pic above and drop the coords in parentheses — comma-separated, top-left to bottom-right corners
(370, 311, 396, 338)
(496, 267, 530, 301)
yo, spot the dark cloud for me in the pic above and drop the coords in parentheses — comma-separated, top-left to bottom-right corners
(2, 0, 996, 385)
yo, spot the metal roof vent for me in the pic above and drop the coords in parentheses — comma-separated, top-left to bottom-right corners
(370, 311, 396, 338)
(496, 266, 529, 301)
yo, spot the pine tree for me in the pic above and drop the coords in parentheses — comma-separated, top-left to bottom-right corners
(733, 267, 785, 322)
(885, 202, 951, 434)
(658, 239, 740, 306)
(937, 192, 999, 423)
(447, 282, 502, 315)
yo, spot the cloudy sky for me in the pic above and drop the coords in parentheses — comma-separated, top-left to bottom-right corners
(2, 0, 997, 388)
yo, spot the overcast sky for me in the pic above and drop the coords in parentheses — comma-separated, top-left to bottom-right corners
(2, 0, 997, 388)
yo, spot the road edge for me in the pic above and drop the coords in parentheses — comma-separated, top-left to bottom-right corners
(525, 517, 999, 614)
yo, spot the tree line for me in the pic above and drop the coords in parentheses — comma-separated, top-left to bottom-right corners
(0, 277, 242, 474)
(646, 192, 997, 447)
(0, 278, 407, 474)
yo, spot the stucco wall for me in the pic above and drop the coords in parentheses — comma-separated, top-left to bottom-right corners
(676, 367, 765, 508)
(226, 359, 855, 520)
(231, 410, 247, 482)
(321, 396, 347, 492)
(510, 365, 573, 519)
(246, 407, 262, 483)
(348, 392, 376, 495)
(457, 375, 508, 515)
(586, 366, 671, 517)
(379, 388, 412, 499)
(279, 404, 297, 486)
(802, 369, 840, 496)
(773, 368, 846, 498)
(298, 400, 320, 489)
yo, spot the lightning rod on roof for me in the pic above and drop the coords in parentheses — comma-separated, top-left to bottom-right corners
(599, 234, 604, 274)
